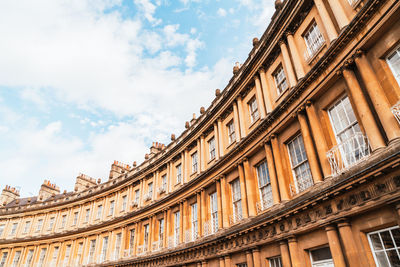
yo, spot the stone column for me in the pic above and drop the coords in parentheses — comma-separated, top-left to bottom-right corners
(238, 163, 249, 218)
(197, 138, 201, 175)
(224, 255, 231, 267)
(254, 75, 267, 118)
(305, 101, 331, 177)
(200, 135, 206, 172)
(354, 50, 400, 141)
(337, 219, 361, 267)
(271, 135, 290, 200)
(264, 141, 281, 204)
(243, 159, 257, 217)
(166, 209, 171, 247)
(259, 68, 273, 113)
(286, 32, 306, 79)
(297, 108, 323, 183)
(202, 260, 208, 267)
(216, 179, 223, 229)
(288, 236, 304, 267)
(279, 240, 292, 267)
(280, 39, 297, 87)
(313, 0, 338, 41)
(163, 210, 168, 248)
(246, 250, 254, 267)
(197, 191, 203, 237)
(217, 118, 225, 156)
(220, 176, 229, 227)
(213, 122, 220, 160)
(341, 63, 386, 149)
(237, 97, 247, 138)
(233, 100, 242, 142)
(179, 202, 184, 243)
(201, 189, 207, 235)
(252, 247, 261, 267)
(326, 0, 350, 29)
(219, 257, 225, 267)
(184, 148, 190, 183)
(325, 225, 346, 267)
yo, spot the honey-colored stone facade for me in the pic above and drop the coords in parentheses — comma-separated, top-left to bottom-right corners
(1, 0, 400, 266)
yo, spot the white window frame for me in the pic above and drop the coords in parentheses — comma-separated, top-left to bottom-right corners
(269, 256, 282, 267)
(73, 212, 79, 225)
(309, 246, 334, 267)
(25, 249, 34, 266)
(101, 236, 108, 262)
(48, 217, 55, 230)
(61, 215, 67, 228)
(176, 164, 182, 184)
(11, 250, 21, 267)
(38, 248, 47, 266)
(129, 229, 135, 252)
(191, 203, 198, 240)
(85, 209, 90, 222)
(227, 120, 236, 144)
(143, 224, 149, 248)
(273, 65, 288, 95)
(367, 226, 400, 267)
(191, 152, 198, 174)
(36, 219, 43, 232)
(303, 21, 325, 59)
(10, 223, 18, 235)
(208, 137, 216, 161)
(287, 134, 313, 194)
(109, 200, 115, 216)
(64, 245, 71, 264)
(158, 219, 164, 243)
(231, 179, 242, 221)
(121, 195, 127, 211)
(0, 225, 4, 237)
(386, 42, 400, 86)
(23, 221, 31, 233)
(88, 240, 96, 263)
(174, 211, 180, 245)
(256, 161, 273, 209)
(161, 175, 167, 190)
(248, 97, 259, 123)
(97, 205, 103, 220)
(51, 246, 59, 265)
(0, 252, 8, 267)
(210, 192, 218, 233)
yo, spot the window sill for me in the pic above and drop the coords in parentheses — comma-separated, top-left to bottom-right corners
(248, 117, 260, 129)
(350, 0, 363, 9)
(226, 140, 236, 150)
(207, 158, 216, 164)
(275, 87, 289, 102)
(305, 43, 326, 65)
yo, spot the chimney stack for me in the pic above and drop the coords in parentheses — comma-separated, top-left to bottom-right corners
(74, 173, 97, 192)
(109, 160, 131, 180)
(0, 185, 20, 206)
(38, 180, 60, 200)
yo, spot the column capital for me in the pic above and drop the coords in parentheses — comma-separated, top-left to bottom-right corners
(279, 239, 288, 245)
(336, 218, 351, 228)
(287, 235, 297, 243)
(324, 224, 337, 232)
(258, 67, 266, 74)
(336, 68, 343, 76)
(251, 246, 260, 252)
(343, 58, 354, 69)
(253, 74, 260, 83)
(305, 100, 313, 107)
(245, 250, 252, 255)
(270, 133, 277, 140)
(278, 37, 287, 46)
(354, 49, 365, 58)
(285, 30, 294, 37)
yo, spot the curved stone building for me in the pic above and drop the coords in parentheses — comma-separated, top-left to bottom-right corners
(1, 0, 400, 266)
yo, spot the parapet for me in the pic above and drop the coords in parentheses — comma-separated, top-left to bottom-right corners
(38, 180, 60, 201)
(0, 185, 20, 206)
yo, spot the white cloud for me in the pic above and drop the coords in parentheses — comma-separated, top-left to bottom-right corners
(133, 0, 162, 25)
(217, 8, 227, 17)
(0, 0, 233, 196)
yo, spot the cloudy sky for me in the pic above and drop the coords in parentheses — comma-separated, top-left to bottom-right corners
(0, 0, 274, 197)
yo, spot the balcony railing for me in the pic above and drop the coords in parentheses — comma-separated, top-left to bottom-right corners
(229, 212, 243, 225)
(137, 244, 148, 255)
(256, 195, 273, 213)
(123, 248, 134, 258)
(304, 35, 325, 62)
(392, 101, 400, 125)
(143, 192, 152, 201)
(326, 133, 370, 176)
(158, 186, 166, 194)
(168, 235, 179, 248)
(109, 250, 120, 261)
(152, 240, 163, 251)
(130, 200, 139, 208)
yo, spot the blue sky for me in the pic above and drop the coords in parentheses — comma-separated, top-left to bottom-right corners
(0, 0, 274, 197)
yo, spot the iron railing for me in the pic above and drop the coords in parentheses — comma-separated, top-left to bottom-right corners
(229, 212, 243, 225)
(326, 133, 370, 176)
(256, 195, 273, 213)
(392, 101, 400, 125)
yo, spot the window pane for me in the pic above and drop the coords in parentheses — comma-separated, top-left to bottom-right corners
(311, 247, 332, 261)
(370, 233, 384, 250)
(392, 228, 400, 247)
(381, 231, 395, 249)
(387, 249, 400, 266)
(375, 251, 390, 267)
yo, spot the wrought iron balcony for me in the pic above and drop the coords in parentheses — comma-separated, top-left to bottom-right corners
(229, 212, 243, 225)
(152, 240, 163, 251)
(392, 101, 400, 125)
(157, 186, 166, 194)
(256, 195, 273, 213)
(137, 244, 148, 255)
(326, 133, 370, 176)
(143, 192, 153, 201)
